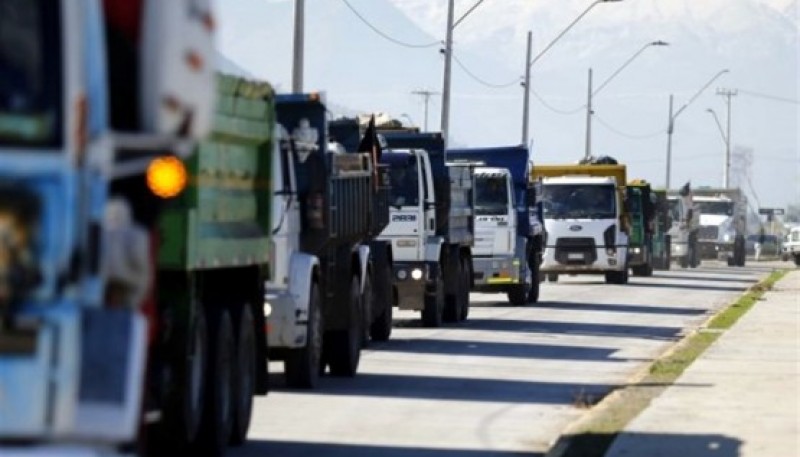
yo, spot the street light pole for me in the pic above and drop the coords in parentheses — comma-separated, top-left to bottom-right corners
(717, 88, 738, 188)
(522, 31, 532, 146)
(291, 0, 305, 93)
(521, 0, 624, 145)
(440, 0, 455, 141)
(585, 40, 668, 159)
(664, 69, 729, 189)
(706, 108, 729, 187)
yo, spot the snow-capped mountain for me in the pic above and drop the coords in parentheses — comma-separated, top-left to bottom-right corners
(213, 0, 798, 208)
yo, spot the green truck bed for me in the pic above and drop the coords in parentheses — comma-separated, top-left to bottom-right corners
(158, 74, 274, 270)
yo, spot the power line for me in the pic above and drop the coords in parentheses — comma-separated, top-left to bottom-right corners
(450, 51, 520, 89)
(339, 0, 439, 49)
(529, 88, 584, 115)
(739, 89, 800, 105)
(594, 114, 665, 139)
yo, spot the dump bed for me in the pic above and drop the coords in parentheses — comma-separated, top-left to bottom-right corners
(379, 131, 473, 245)
(448, 146, 534, 238)
(158, 74, 273, 270)
(275, 95, 374, 254)
(329, 118, 391, 238)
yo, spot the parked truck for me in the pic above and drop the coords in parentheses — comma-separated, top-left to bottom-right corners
(0, 2, 273, 456)
(668, 183, 701, 268)
(651, 189, 672, 270)
(691, 187, 748, 266)
(266, 96, 391, 389)
(626, 180, 655, 276)
(377, 131, 475, 326)
(447, 146, 544, 305)
(533, 161, 630, 284)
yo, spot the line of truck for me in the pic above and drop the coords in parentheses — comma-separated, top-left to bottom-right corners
(0, 2, 756, 456)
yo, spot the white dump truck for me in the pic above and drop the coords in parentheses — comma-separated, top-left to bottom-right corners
(691, 187, 748, 266)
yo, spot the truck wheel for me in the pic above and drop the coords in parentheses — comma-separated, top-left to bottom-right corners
(527, 256, 540, 304)
(327, 276, 362, 377)
(547, 273, 559, 283)
(230, 304, 255, 446)
(507, 285, 527, 306)
(285, 283, 323, 388)
(195, 308, 234, 456)
(679, 256, 689, 269)
(369, 263, 393, 342)
(458, 258, 470, 321)
(794, 255, 800, 266)
(421, 277, 444, 328)
(443, 260, 461, 323)
(361, 271, 373, 346)
(161, 306, 207, 450)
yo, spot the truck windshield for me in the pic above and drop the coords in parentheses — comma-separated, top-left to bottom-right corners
(696, 201, 734, 216)
(388, 161, 419, 207)
(0, 0, 62, 148)
(542, 184, 616, 219)
(475, 175, 508, 216)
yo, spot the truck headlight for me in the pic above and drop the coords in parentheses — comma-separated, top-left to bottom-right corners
(397, 269, 408, 280)
(411, 268, 423, 280)
(263, 302, 273, 317)
(632, 247, 641, 254)
(723, 233, 732, 242)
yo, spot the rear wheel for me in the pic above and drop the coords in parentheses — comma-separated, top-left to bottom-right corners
(284, 283, 323, 388)
(422, 275, 444, 327)
(507, 284, 527, 306)
(327, 276, 362, 377)
(230, 304, 255, 446)
(527, 254, 540, 304)
(360, 271, 373, 346)
(547, 273, 559, 283)
(195, 307, 234, 456)
(794, 255, 800, 266)
(458, 258, 470, 321)
(369, 263, 393, 342)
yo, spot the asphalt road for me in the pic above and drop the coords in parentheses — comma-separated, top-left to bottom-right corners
(231, 261, 783, 457)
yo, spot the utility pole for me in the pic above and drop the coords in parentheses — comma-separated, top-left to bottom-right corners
(521, 31, 532, 147)
(412, 89, 440, 132)
(291, 0, 305, 93)
(665, 94, 674, 189)
(584, 68, 593, 160)
(717, 88, 738, 188)
(440, 0, 455, 141)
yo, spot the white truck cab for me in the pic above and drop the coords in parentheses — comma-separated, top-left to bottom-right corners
(782, 226, 800, 266)
(538, 174, 629, 284)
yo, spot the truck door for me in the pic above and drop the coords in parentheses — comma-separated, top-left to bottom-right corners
(420, 151, 436, 236)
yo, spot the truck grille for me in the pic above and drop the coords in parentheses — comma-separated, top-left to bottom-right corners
(555, 237, 597, 265)
(698, 225, 719, 241)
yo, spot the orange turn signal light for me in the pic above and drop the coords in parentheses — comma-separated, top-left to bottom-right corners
(147, 156, 187, 198)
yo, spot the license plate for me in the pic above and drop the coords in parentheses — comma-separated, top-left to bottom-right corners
(567, 252, 584, 260)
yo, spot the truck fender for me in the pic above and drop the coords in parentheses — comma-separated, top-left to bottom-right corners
(357, 244, 371, 294)
(288, 252, 320, 321)
(424, 236, 445, 264)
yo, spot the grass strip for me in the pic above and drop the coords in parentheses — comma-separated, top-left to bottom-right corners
(547, 269, 788, 457)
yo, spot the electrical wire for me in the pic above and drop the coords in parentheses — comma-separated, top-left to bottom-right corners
(450, 51, 521, 89)
(739, 89, 800, 105)
(529, 88, 585, 115)
(339, 0, 440, 49)
(594, 114, 666, 139)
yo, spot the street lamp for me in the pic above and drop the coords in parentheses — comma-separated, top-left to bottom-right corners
(522, 0, 624, 146)
(584, 40, 669, 159)
(664, 69, 729, 189)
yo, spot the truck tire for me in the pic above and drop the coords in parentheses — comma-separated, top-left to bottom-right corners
(161, 306, 207, 451)
(327, 276, 362, 377)
(443, 260, 461, 323)
(794, 255, 800, 266)
(195, 307, 234, 456)
(507, 285, 527, 306)
(421, 276, 444, 327)
(360, 271, 373, 346)
(679, 256, 689, 269)
(547, 273, 559, 283)
(229, 304, 256, 446)
(527, 256, 540, 304)
(369, 263, 393, 342)
(284, 283, 323, 388)
(458, 258, 470, 321)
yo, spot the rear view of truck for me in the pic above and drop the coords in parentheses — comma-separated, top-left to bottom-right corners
(448, 146, 543, 305)
(627, 180, 656, 276)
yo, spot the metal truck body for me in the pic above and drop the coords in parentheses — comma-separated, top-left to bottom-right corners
(668, 184, 702, 268)
(447, 146, 544, 305)
(650, 189, 672, 270)
(691, 187, 748, 266)
(377, 132, 475, 327)
(0, 2, 271, 456)
(266, 95, 381, 388)
(533, 164, 630, 284)
(626, 180, 655, 276)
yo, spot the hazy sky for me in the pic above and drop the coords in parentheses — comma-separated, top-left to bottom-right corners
(214, 0, 799, 211)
